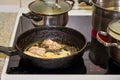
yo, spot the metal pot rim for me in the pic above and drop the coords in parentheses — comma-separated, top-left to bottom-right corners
(92, 1, 120, 12)
(28, 1, 72, 16)
(15, 27, 88, 60)
(107, 20, 120, 41)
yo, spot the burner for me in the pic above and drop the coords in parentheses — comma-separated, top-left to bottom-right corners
(7, 56, 86, 74)
(107, 58, 120, 74)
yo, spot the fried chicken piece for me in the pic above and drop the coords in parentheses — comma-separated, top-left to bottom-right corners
(42, 39, 63, 50)
(27, 46, 46, 56)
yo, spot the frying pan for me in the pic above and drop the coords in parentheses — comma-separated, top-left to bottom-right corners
(0, 26, 87, 69)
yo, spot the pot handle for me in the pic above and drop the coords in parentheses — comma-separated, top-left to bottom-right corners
(89, 0, 97, 5)
(0, 46, 18, 56)
(66, 0, 75, 6)
(22, 12, 42, 21)
(96, 31, 120, 48)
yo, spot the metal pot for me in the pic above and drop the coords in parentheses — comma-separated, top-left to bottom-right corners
(92, 0, 120, 31)
(97, 20, 120, 64)
(0, 27, 87, 69)
(22, 0, 74, 27)
(89, 0, 120, 68)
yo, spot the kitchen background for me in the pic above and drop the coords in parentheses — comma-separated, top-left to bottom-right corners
(0, 0, 35, 12)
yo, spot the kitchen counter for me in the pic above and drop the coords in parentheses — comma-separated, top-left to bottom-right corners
(0, 12, 17, 79)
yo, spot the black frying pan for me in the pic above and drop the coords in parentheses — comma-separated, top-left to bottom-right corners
(0, 26, 87, 69)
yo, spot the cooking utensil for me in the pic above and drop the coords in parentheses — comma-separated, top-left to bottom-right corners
(92, 0, 120, 31)
(97, 20, 120, 64)
(0, 27, 87, 69)
(22, 0, 74, 27)
(89, 0, 120, 68)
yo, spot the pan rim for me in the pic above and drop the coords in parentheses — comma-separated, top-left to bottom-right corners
(15, 26, 88, 60)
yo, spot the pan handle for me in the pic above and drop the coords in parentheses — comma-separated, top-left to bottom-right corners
(0, 46, 18, 56)
(96, 31, 120, 48)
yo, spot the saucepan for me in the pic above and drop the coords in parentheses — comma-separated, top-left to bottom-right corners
(0, 27, 88, 69)
(22, 0, 74, 27)
(88, 0, 120, 69)
(92, 0, 120, 31)
(97, 20, 120, 64)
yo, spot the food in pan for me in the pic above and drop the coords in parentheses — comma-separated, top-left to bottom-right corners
(24, 39, 78, 58)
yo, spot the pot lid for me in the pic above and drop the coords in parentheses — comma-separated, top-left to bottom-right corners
(107, 20, 120, 41)
(28, 0, 72, 15)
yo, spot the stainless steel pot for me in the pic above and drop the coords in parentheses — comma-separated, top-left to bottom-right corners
(23, 0, 74, 27)
(89, 0, 120, 68)
(97, 20, 120, 64)
(23, 12, 68, 27)
(92, 0, 120, 31)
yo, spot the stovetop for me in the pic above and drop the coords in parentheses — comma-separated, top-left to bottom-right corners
(6, 15, 107, 74)
(7, 56, 86, 74)
(6, 55, 120, 74)
(1, 9, 120, 80)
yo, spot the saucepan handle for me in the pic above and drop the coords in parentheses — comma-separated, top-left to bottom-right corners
(22, 12, 42, 21)
(89, 0, 97, 5)
(0, 46, 18, 56)
(66, 0, 75, 6)
(96, 31, 120, 48)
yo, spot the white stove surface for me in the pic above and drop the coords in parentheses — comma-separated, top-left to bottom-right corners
(1, 8, 120, 80)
